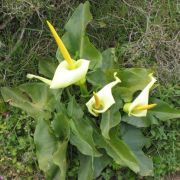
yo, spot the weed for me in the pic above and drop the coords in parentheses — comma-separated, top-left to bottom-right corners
(0, 107, 42, 178)
(148, 120, 180, 179)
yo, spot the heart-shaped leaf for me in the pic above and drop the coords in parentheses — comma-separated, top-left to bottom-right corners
(56, 1, 102, 69)
(67, 96, 84, 119)
(70, 117, 101, 157)
(1, 83, 61, 120)
(117, 68, 152, 102)
(78, 155, 93, 180)
(121, 123, 153, 176)
(93, 154, 111, 178)
(51, 106, 70, 140)
(78, 154, 111, 180)
(93, 125, 140, 173)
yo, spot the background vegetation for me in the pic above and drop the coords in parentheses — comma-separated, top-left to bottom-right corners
(0, 0, 179, 179)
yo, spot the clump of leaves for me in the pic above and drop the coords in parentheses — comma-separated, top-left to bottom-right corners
(0, 107, 42, 179)
(149, 120, 180, 178)
(1, 2, 180, 179)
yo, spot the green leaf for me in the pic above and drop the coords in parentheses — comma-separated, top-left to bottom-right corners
(87, 68, 119, 89)
(67, 97, 84, 119)
(146, 112, 159, 125)
(100, 103, 121, 139)
(1, 83, 60, 120)
(78, 155, 93, 180)
(93, 155, 111, 178)
(56, 1, 102, 69)
(104, 132, 139, 173)
(87, 68, 151, 100)
(149, 98, 180, 120)
(80, 36, 102, 69)
(101, 48, 118, 70)
(51, 106, 70, 140)
(53, 141, 68, 180)
(93, 126, 139, 173)
(38, 57, 58, 78)
(86, 47, 120, 86)
(122, 115, 150, 128)
(122, 124, 153, 176)
(70, 118, 101, 157)
(68, 98, 100, 157)
(78, 154, 111, 180)
(87, 69, 108, 88)
(117, 68, 151, 102)
(34, 118, 60, 179)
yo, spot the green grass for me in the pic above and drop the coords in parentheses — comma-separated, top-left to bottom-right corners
(0, 108, 42, 178)
(149, 120, 180, 179)
(0, 0, 179, 179)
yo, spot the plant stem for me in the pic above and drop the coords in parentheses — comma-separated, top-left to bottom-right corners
(79, 82, 88, 96)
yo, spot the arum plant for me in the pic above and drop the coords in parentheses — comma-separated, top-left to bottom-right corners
(27, 21, 90, 89)
(1, 1, 180, 180)
(123, 73, 157, 117)
(86, 72, 121, 116)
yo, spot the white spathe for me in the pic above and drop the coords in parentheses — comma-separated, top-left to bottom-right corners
(27, 59, 90, 89)
(86, 72, 121, 117)
(125, 74, 157, 117)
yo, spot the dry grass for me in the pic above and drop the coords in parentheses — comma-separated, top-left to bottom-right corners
(89, 0, 180, 84)
(121, 24, 180, 84)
